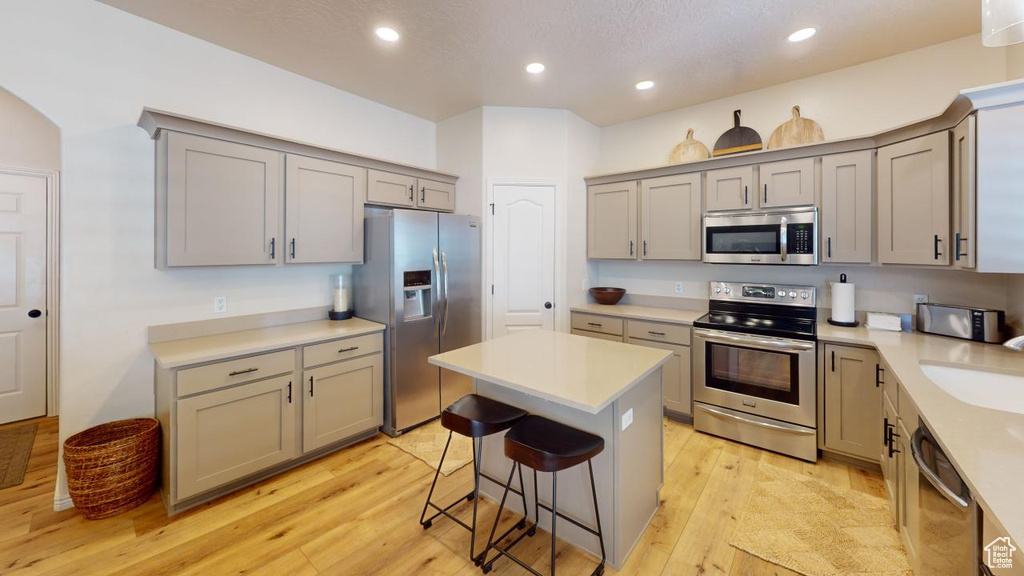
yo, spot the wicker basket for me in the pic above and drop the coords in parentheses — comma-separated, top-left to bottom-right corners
(63, 418, 160, 520)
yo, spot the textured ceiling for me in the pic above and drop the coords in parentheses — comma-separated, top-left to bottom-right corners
(98, 0, 980, 126)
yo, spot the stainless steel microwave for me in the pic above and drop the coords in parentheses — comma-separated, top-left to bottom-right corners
(703, 207, 818, 265)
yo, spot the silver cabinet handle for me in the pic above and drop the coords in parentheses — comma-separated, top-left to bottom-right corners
(911, 427, 971, 510)
(648, 331, 666, 336)
(694, 328, 813, 352)
(338, 346, 359, 354)
(698, 404, 815, 435)
(779, 215, 788, 262)
(441, 250, 450, 336)
(229, 367, 258, 376)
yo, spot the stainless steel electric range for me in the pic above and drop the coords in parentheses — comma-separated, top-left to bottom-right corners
(692, 281, 818, 462)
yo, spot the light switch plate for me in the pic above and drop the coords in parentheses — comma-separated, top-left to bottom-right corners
(213, 296, 227, 314)
(621, 408, 634, 431)
(674, 282, 684, 294)
(913, 294, 929, 305)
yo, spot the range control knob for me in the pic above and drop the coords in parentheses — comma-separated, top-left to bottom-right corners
(724, 287, 731, 294)
(791, 292, 798, 299)
(801, 292, 809, 300)
(714, 287, 722, 294)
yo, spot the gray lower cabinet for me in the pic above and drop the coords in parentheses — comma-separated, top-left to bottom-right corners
(284, 155, 365, 264)
(570, 328, 623, 342)
(820, 151, 873, 263)
(822, 344, 881, 462)
(161, 131, 282, 267)
(176, 374, 297, 501)
(367, 169, 416, 208)
(877, 131, 951, 266)
(758, 157, 816, 208)
(880, 370, 900, 522)
(302, 353, 383, 453)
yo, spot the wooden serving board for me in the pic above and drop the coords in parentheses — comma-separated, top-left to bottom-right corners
(669, 129, 711, 164)
(767, 106, 824, 149)
(713, 110, 762, 157)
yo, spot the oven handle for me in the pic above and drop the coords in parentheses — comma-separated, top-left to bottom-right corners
(697, 404, 816, 436)
(911, 426, 971, 510)
(780, 215, 788, 262)
(694, 328, 814, 352)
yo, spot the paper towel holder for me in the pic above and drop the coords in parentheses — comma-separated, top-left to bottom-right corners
(827, 273, 860, 327)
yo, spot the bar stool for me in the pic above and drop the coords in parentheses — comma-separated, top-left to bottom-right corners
(480, 415, 606, 576)
(419, 394, 530, 565)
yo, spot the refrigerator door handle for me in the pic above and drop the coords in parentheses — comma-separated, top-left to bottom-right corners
(432, 247, 441, 336)
(441, 250, 450, 336)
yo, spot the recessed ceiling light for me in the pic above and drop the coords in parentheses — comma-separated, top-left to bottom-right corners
(525, 62, 546, 74)
(635, 80, 655, 91)
(375, 27, 400, 42)
(787, 27, 816, 42)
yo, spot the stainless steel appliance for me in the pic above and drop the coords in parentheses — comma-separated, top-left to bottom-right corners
(703, 207, 818, 265)
(917, 302, 1006, 344)
(354, 207, 481, 436)
(910, 422, 978, 576)
(693, 281, 818, 461)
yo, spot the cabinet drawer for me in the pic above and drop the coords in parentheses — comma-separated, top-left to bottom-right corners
(303, 332, 383, 368)
(627, 320, 691, 346)
(571, 329, 624, 342)
(178, 350, 295, 398)
(571, 313, 623, 336)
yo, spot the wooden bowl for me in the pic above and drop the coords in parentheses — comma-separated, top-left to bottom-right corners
(589, 287, 626, 305)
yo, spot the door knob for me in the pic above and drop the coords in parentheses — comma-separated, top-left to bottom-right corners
(28, 309, 42, 318)
(544, 302, 553, 309)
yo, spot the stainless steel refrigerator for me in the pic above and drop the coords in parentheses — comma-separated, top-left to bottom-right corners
(354, 207, 481, 436)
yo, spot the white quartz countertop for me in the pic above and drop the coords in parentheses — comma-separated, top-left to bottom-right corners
(818, 324, 1024, 545)
(150, 317, 385, 369)
(570, 303, 705, 324)
(428, 330, 671, 414)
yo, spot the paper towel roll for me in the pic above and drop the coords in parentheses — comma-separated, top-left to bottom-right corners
(831, 281, 856, 323)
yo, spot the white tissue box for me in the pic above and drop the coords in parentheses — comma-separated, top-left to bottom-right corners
(866, 312, 902, 332)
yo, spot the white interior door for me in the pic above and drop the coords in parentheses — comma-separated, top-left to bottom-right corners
(0, 172, 47, 424)
(490, 183, 555, 338)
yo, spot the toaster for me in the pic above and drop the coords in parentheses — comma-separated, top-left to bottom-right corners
(916, 303, 1005, 343)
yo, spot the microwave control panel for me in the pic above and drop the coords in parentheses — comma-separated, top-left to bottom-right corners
(786, 223, 814, 254)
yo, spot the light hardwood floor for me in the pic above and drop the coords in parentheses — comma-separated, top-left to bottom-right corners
(0, 417, 886, 575)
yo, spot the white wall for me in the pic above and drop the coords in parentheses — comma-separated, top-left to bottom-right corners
(598, 35, 1009, 174)
(437, 108, 483, 217)
(0, 0, 437, 503)
(1008, 44, 1024, 79)
(1008, 276, 1024, 330)
(0, 88, 60, 171)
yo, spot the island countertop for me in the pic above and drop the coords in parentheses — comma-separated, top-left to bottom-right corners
(428, 330, 671, 414)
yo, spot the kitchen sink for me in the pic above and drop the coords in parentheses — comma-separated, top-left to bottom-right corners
(920, 362, 1024, 415)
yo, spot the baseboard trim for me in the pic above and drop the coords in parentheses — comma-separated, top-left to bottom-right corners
(53, 495, 74, 512)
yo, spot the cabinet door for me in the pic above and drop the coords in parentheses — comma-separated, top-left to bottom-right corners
(285, 155, 365, 264)
(303, 354, 383, 453)
(587, 181, 638, 259)
(881, 392, 899, 522)
(952, 115, 976, 269)
(416, 178, 455, 212)
(877, 132, 951, 265)
(758, 157, 816, 208)
(367, 169, 416, 207)
(898, 420, 919, 571)
(165, 132, 281, 266)
(640, 173, 701, 260)
(570, 329, 624, 342)
(823, 345, 880, 461)
(705, 166, 754, 211)
(627, 337, 691, 417)
(176, 375, 297, 500)
(821, 151, 873, 263)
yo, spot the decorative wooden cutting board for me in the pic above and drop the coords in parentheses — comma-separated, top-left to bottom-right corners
(669, 129, 710, 164)
(713, 110, 763, 157)
(767, 106, 825, 149)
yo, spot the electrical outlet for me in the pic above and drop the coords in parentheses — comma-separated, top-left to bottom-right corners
(213, 296, 227, 314)
(674, 282, 684, 294)
(913, 294, 929, 305)
(621, 408, 634, 431)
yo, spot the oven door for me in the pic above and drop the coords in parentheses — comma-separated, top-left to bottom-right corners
(703, 209, 817, 265)
(693, 328, 817, 427)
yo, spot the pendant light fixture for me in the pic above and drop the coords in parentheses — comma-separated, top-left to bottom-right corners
(982, 0, 1024, 47)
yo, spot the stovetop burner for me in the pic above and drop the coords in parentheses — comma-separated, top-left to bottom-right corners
(694, 311, 816, 340)
(696, 281, 818, 341)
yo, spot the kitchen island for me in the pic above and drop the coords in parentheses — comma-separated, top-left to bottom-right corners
(429, 330, 671, 569)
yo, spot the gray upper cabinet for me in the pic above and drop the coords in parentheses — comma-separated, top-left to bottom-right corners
(367, 169, 416, 208)
(877, 131, 951, 266)
(162, 132, 282, 267)
(640, 173, 702, 260)
(758, 157, 816, 208)
(285, 155, 365, 264)
(952, 115, 976, 269)
(416, 178, 456, 212)
(588, 181, 638, 259)
(705, 166, 755, 211)
(821, 151, 873, 264)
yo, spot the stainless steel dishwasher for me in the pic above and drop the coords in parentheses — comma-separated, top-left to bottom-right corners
(911, 422, 978, 575)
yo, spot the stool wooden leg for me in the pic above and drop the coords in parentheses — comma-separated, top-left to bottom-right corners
(419, 430, 453, 528)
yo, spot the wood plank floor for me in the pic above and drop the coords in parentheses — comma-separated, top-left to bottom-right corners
(0, 417, 886, 575)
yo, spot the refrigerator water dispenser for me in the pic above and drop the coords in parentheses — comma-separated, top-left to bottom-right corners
(402, 270, 432, 321)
